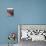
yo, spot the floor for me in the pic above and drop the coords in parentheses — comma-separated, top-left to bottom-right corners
(19, 39, 46, 46)
(0, 40, 46, 46)
(0, 44, 18, 46)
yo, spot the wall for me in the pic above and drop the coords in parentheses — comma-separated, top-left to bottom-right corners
(0, 0, 46, 44)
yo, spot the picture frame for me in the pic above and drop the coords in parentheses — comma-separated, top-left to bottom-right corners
(7, 8, 14, 16)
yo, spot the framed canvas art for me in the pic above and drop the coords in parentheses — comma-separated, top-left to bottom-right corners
(7, 8, 14, 16)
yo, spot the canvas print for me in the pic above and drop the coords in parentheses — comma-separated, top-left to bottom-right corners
(7, 8, 14, 16)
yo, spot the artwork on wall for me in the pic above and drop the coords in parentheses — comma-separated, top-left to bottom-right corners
(7, 8, 14, 16)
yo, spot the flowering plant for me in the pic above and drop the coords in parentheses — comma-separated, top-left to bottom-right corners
(8, 32, 16, 41)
